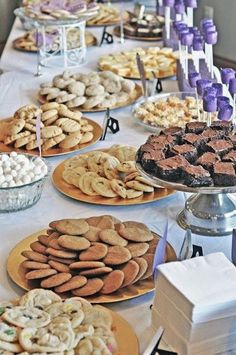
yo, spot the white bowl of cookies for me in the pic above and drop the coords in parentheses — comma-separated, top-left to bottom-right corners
(0, 152, 48, 212)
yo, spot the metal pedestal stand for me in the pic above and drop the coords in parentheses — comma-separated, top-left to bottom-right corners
(136, 162, 236, 237)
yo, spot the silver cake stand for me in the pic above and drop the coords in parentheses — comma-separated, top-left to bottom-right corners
(136, 161, 236, 237)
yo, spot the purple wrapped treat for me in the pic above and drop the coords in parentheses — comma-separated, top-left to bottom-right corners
(181, 32, 194, 46)
(221, 68, 235, 85)
(163, 0, 175, 6)
(193, 36, 204, 51)
(178, 28, 189, 39)
(217, 96, 230, 109)
(212, 83, 223, 97)
(203, 87, 217, 98)
(229, 78, 236, 94)
(218, 105, 233, 121)
(184, 0, 197, 8)
(188, 72, 201, 88)
(203, 24, 216, 33)
(200, 18, 213, 30)
(175, 1, 185, 14)
(203, 95, 217, 112)
(196, 79, 212, 96)
(204, 31, 218, 45)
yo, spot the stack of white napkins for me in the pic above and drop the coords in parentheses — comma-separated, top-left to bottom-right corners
(151, 253, 236, 355)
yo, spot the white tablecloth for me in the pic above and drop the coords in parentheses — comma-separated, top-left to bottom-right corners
(0, 14, 234, 354)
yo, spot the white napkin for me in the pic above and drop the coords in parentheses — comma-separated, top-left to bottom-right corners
(156, 253, 236, 322)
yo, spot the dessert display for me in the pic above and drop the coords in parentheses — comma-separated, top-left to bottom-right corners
(8, 215, 175, 300)
(117, 13, 164, 40)
(87, 4, 129, 26)
(0, 104, 102, 156)
(52, 144, 174, 205)
(98, 47, 177, 79)
(0, 288, 118, 354)
(133, 94, 201, 130)
(38, 70, 142, 111)
(13, 28, 97, 52)
(137, 120, 236, 187)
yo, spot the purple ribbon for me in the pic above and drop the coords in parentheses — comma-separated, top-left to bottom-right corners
(36, 113, 42, 156)
(232, 229, 236, 265)
(152, 221, 168, 280)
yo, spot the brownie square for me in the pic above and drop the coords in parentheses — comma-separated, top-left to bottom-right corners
(196, 152, 221, 173)
(206, 139, 233, 157)
(201, 128, 221, 143)
(141, 150, 165, 171)
(170, 144, 197, 163)
(147, 134, 176, 148)
(210, 120, 233, 134)
(186, 121, 207, 134)
(155, 155, 189, 181)
(183, 133, 204, 149)
(222, 150, 236, 165)
(213, 162, 236, 186)
(182, 165, 213, 187)
(227, 134, 236, 147)
(137, 142, 166, 160)
(162, 127, 183, 144)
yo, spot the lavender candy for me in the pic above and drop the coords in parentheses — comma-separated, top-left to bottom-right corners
(184, 0, 197, 7)
(188, 72, 201, 88)
(203, 24, 216, 33)
(212, 83, 223, 97)
(221, 68, 235, 85)
(203, 86, 217, 98)
(163, 0, 175, 6)
(178, 28, 189, 40)
(181, 32, 194, 46)
(193, 36, 204, 51)
(203, 95, 217, 112)
(218, 104, 233, 121)
(217, 96, 230, 109)
(174, 0, 185, 14)
(196, 79, 212, 96)
(204, 31, 218, 45)
(229, 78, 236, 94)
(200, 18, 213, 30)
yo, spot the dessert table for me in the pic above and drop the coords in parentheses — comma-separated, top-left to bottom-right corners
(0, 12, 234, 353)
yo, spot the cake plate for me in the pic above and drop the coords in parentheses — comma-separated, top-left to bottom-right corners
(136, 161, 236, 237)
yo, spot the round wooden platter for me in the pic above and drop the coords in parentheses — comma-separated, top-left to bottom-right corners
(7, 229, 176, 304)
(52, 158, 175, 206)
(0, 117, 102, 158)
(13, 34, 97, 53)
(113, 25, 163, 42)
(38, 83, 143, 113)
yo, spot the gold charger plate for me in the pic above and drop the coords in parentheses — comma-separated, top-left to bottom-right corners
(38, 83, 143, 113)
(52, 155, 175, 206)
(7, 230, 176, 304)
(113, 26, 163, 42)
(0, 117, 102, 157)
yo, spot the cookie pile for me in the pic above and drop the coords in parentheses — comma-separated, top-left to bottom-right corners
(0, 103, 95, 151)
(20, 215, 158, 297)
(98, 47, 177, 79)
(39, 70, 138, 110)
(0, 288, 117, 354)
(87, 4, 128, 26)
(62, 145, 157, 199)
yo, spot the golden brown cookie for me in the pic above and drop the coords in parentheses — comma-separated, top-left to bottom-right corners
(147, 237, 158, 254)
(38, 235, 50, 246)
(126, 189, 143, 199)
(21, 250, 48, 263)
(119, 225, 153, 242)
(50, 219, 89, 235)
(79, 243, 108, 261)
(120, 260, 139, 287)
(59, 134, 82, 149)
(140, 254, 154, 280)
(54, 275, 87, 293)
(48, 260, 70, 273)
(100, 270, 124, 294)
(127, 242, 149, 258)
(110, 179, 126, 199)
(126, 180, 154, 193)
(41, 125, 62, 139)
(123, 221, 150, 231)
(14, 133, 36, 148)
(46, 247, 77, 259)
(80, 267, 112, 277)
(42, 133, 66, 150)
(72, 278, 104, 296)
(92, 177, 117, 198)
(48, 238, 64, 250)
(30, 241, 47, 254)
(70, 261, 105, 269)
(102, 246, 131, 265)
(25, 269, 57, 280)
(85, 215, 115, 230)
(21, 260, 51, 270)
(48, 255, 76, 265)
(99, 229, 128, 247)
(132, 257, 148, 283)
(40, 272, 72, 288)
(83, 226, 101, 242)
(58, 235, 90, 251)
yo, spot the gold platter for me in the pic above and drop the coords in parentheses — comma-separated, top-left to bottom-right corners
(113, 26, 163, 42)
(52, 156, 175, 206)
(7, 230, 176, 304)
(0, 117, 102, 157)
(38, 83, 143, 113)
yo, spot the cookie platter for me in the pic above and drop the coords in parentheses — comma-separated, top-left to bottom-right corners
(86, 4, 130, 27)
(52, 145, 175, 206)
(0, 289, 139, 355)
(7, 215, 176, 304)
(114, 26, 162, 42)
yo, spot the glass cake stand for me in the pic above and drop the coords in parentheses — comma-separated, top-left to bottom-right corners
(136, 161, 236, 237)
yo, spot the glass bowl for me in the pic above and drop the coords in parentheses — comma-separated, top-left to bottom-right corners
(132, 91, 198, 134)
(0, 153, 48, 213)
